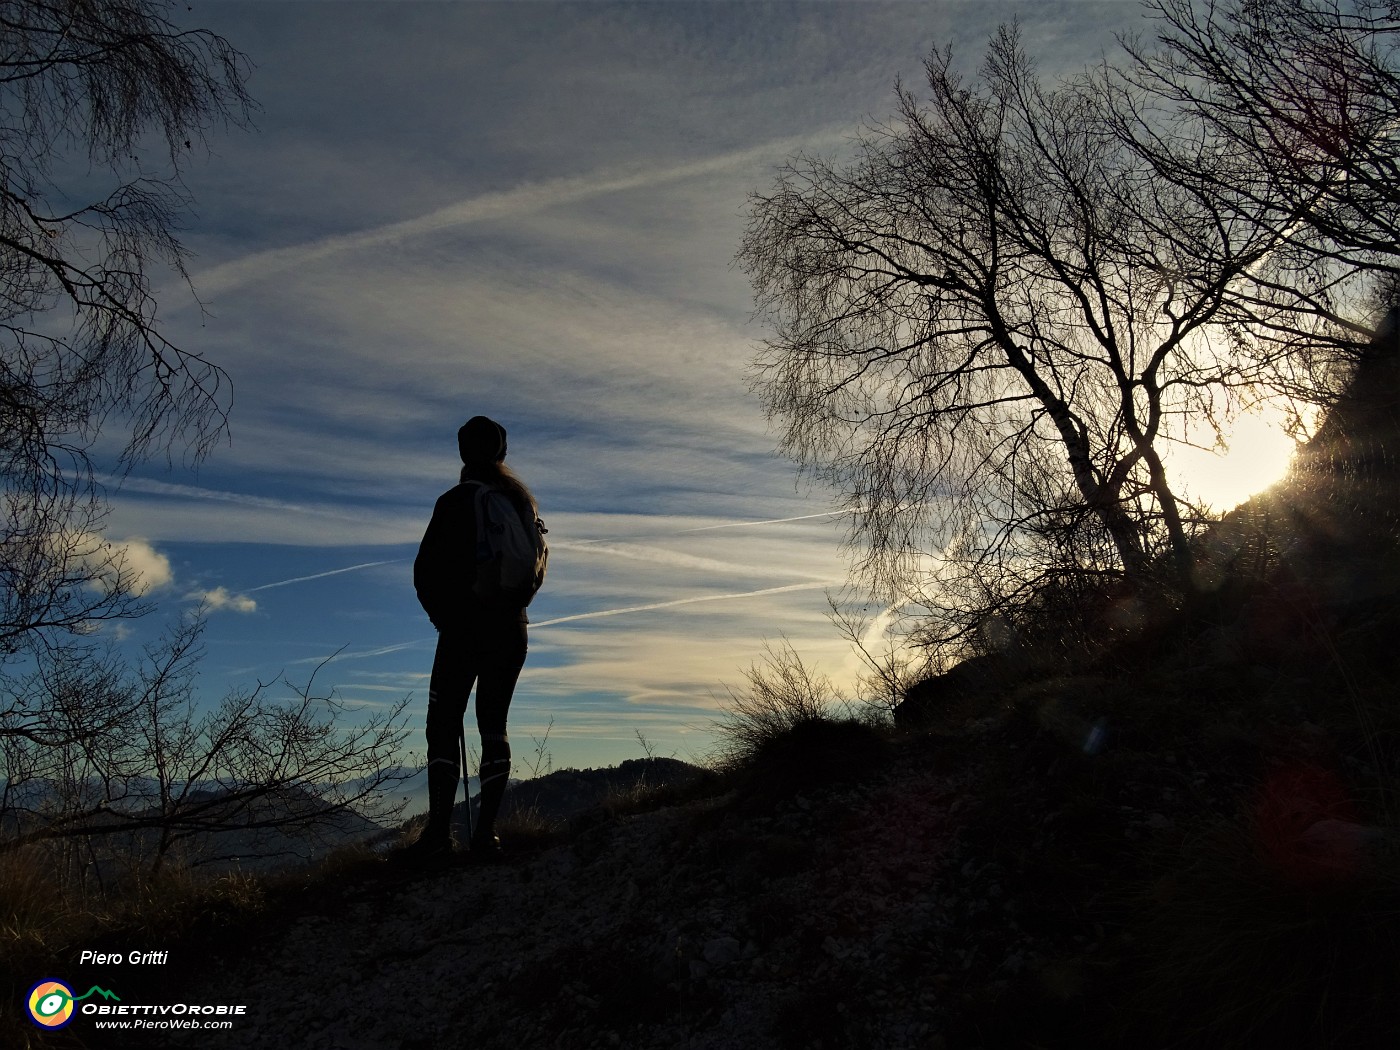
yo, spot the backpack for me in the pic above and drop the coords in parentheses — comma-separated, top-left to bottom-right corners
(465, 482, 548, 607)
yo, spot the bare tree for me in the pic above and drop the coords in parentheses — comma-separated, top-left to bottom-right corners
(1110, 0, 1400, 401)
(1, 615, 410, 879)
(826, 594, 927, 721)
(0, 0, 253, 659)
(739, 26, 1284, 655)
(0, 5, 410, 881)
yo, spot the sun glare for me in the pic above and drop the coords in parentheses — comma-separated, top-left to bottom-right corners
(1168, 407, 1300, 514)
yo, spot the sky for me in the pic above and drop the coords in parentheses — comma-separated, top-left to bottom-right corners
(93, 0, 1294, 778)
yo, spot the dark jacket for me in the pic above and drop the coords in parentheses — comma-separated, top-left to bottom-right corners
(414, 483, 528, 630)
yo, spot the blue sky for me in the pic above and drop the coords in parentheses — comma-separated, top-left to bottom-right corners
(95, 0, 1258, 775)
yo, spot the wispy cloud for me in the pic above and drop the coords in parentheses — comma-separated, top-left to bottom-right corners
(106, 481, 423, 546)
(107, 0, 1144, 772)
(288, 580, 837, 664)
(115, 477, 391, 525)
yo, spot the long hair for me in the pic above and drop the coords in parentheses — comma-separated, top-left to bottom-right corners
(461, 459, 537, 520)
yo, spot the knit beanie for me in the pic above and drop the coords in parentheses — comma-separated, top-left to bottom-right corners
(458, 416, 508, 465)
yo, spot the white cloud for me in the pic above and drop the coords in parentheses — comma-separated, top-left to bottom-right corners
(189, 586, 258, 615)
(70, 533, 173, 597)
(110, 537, 174, 597)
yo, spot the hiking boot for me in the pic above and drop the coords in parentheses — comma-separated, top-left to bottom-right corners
(389, 833, 454, 870)
(390, 758, 461, 870)
(469, 831, 502, 862)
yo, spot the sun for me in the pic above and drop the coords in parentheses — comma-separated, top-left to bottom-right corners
(1167, 406, 1300, 514)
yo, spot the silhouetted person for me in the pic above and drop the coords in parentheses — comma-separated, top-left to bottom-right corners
(396, 415, 545, 867)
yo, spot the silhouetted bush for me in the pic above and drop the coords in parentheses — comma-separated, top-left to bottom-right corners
(712, 640, 845, 772)
(737, 715, 891, 799)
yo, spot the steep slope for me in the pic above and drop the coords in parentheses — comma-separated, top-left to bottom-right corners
(92, 666, 1399, 1050)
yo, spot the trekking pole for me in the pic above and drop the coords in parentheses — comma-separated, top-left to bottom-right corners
(459, 720, 474, 848)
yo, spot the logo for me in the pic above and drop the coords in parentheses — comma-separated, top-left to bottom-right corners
(26, 981, 119, 1029)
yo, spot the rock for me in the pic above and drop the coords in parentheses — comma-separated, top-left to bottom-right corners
(703, 936, 742, 967)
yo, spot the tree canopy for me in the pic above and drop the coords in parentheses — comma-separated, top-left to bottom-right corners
(1112, 0, 1400, 400)
(741, 7, 1397, 656)
(0, 0, 253, 656)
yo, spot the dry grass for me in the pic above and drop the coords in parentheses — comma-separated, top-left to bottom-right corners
(597, 767, 723, 822)
(496, 801, 567, 852)
(711, 639, 845, 772)
(1, 844, 273, 1049)
(3, 846, 95, 1050)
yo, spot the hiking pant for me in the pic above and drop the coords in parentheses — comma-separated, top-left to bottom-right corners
(423, 618, 528, 841)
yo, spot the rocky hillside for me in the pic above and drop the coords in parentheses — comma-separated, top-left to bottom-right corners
(87, 634, 1398, 1050)
(106, 727, 1040, 1050)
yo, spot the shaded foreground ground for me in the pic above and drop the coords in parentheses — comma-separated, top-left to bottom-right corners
(56, 624, 1400, 1050)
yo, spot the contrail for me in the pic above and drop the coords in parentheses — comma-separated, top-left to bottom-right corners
(284, 637, 432, 667)
(115, 476, 380, 525)
(334, 640, 428, 660)
(286, 581, 838, 667)
(677, 508, 858, 533)
(529, 581, 834, 628)
(247, 560, 400, 593)
(117, 476, 316, 513)
(192, 128, 853, 299)
(550, 538, 830, 581)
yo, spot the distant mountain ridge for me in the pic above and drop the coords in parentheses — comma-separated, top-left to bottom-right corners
(2, 779, 389, 873)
